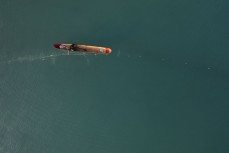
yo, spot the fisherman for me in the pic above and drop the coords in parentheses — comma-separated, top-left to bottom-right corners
(69, 44, 78, 51)
(69, 44, 87, 52)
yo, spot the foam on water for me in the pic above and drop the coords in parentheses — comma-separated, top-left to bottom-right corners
(0, 50, 95, 65)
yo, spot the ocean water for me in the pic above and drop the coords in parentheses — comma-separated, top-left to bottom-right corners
(0, 0, 229, 152)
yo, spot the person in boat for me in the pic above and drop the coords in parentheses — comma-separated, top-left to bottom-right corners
(69, 44, 87, 52)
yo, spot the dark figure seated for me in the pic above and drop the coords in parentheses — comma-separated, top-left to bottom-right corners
(69, 44, 87, 52)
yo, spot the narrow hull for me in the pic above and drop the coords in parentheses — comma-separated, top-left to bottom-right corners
(53, 44, 112, 54)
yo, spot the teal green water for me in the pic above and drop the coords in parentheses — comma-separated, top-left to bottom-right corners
(0, 0, 229, 152)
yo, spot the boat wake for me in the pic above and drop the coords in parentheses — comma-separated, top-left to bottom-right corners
(0, 51, 87, 65)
